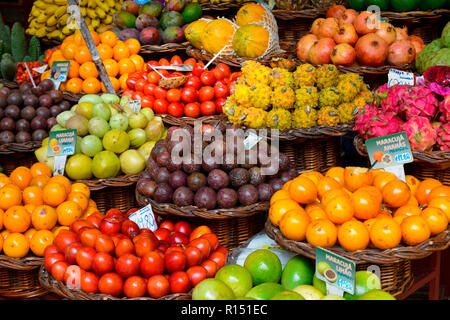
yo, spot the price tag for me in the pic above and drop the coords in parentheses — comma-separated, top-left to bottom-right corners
(129, 100, 141, 113)
(388, 69, 415, 88)
(47, 129, 77, 176)
(128, 204, 157, 231)
(243, 131, 262, 150)
(315, 247, 356, 295)
(49, 61, 70, 90)
(33, 64, 48, 74)
(384, 165, 406, 182)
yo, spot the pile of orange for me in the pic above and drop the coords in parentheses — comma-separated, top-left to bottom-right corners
(41, 30, 144, 94)
(269, 166, 449, 252)
(0, 164, 100, 258)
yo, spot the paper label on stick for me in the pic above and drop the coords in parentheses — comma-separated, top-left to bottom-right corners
(49, 61, 70, 90)
(365, 132, 413, 170)
(129, 100, 142, 113)
(243, 131, 262, 150)
(388, 69, 415, 88)
(47, 129, 77, 157)
(53, 155, 67, 176)
(128, 204, 157, 231)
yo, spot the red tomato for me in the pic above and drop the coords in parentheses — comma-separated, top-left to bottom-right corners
(186, 266, 208, 287)
(45, 253, 66, 272)
(201, 259, 219, 278)
(81, 271, 99, 294)
(121, 220, 140, 239)
(115, 238, 135, 257)
(169, 271, 191, 294)
(217, 63, 231, 79)
(159, 220, 175, 232)
(164, 251, 186, 273)
(214, 246, 228, 257)
(185, 76, 201, 90)
(215, 98, 226, 114)
(200, 71, 216, 86)
(115, 254, 140, 278)
(184, 246, 203, 267)
(147, 61, 160, 68)
(148, 71, 161, 84)
(168, 232, 189, 246)
(188, 238, 211, 259)
(157, 242, 169, 253)
(76, 246, 96, 271)
(70, 220, 94, 234)
(171, 71, 184, 77)
(140, 251, 165, 278)
(85, 214, 102, 229)
(184, 102, 201, 118)
(99, 218, 121, 236)
(170, 55, 183, 65)
(144, 83, 156, 96)
(153, 98, 169, 114)
(122, 89, 134, 98)
(141, 95, 155, 109)
(154, 228, 171, 242)
(132, 91, 144, 101)
(44, 244, 61, 258)
(181, 87, 198, 103)
(135, 79, 147, 92)
(139, 71, 148, 81)
(230, 71, 242, 82)
(189, 226, 212, 242)
(147, 274, 170, 298)
(94, 234, 115, 254)
(135, 235, 159, 257)
(51, 261, 70, 281)
(200, 233, 219, 251)
(92, 252, 115, 276)
(140, 228, 152, 234)
(212, 67, 225, 81)
(166, 246, 184, 254)
(54, 230, 79, 252)
(214, 83, 229, 98)
(200, 101, 216, 116)
(193, 64, 205, 77)
(168, 102, 184, 117)
(174, 221, 192, 236)
(184, 58, 197, 66)
(105, 209, 125, 220)
(123, 276, 147, 298)
(159, 58, 170, 66)
(208, 251, 226, 268)
(159, 69, 170, 77)
(98, 272, 123, 297)
(64, 242, 83, 264)
(166, 88, 181, 102)
(154, 87, 167, 99)
(126, 77, 137, 90)
(198, 86, 215, 102)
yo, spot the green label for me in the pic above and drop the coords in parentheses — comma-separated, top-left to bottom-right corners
(50, 61, 70, 83)
(315, 247, 356, 295)
(365, 132, 413, 169)
(47, 129, 77, 157)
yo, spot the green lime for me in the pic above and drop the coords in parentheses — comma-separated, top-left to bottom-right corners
(358, 290, 396, 300)
(344, 271, 381, 300)
(390, 0, 419, 11)
(244, 249, 282, 286)
(215, 264, 253, 297)
(281, 255, 314, 290)
(366, 0, 390, 10)
(322, 294, 346, 300)
(270, 290, 305, 300)
(245, 283, 285, 300)
(419, 0, 446, 10)
(313, 274, 327, 296)
(192, 279, 236, 300)
(347, 0, 367, 11)
(182, 3, 203, 24)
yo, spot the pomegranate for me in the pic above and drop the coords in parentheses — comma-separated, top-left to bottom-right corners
(330, 43, 356, 66)
(333, 23, 358, 46)
(395, 27, 408, 41)
(308, 38, 336, 65)
(355, 33, 388, 67)
(387, 40, 416, 66)
(318, 18, 339, 39)
(326, 4, 346, 19)
(311, 18, 325, 36)
(353, 11, 377, 35)
(375, 22, 397, 46)
(338, 9, 358, 25)
(408, 35, 425, 57)
(297, 34, 319, 61)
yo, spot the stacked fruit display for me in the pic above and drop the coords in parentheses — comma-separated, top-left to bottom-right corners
(0, 164, 97, 258)
(416, 21, 450, 74)
(44, 213, 228, 298)
(192, 250, 396, 300)
(44, 30, 144, 95)
(269, 166, 449, 251)
(123, 57, 237, 118)
(34, 93, 167, 180)
(137, 125, 296, 210)
(114, 0, 203, 46)
(355, 80, 449, 151)
(297, 6, 425, 67)
(26, 0, 123, 41)
(223, 61, 373, 130)
(0, 80, 72, 145)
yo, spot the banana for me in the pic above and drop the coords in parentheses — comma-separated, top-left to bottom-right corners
(94, 7, 106, 19)
(80, 7, 87, 16)
(54, 5, 68, 18)
(102, 15, 112, 24)
(105, 0, 115, 7)
(53, 0, 68, 5)
(85, 16, 91, 25)
(36, 13, 48, 24)
(95, 0, 110, 12)
(33, 1, 46, 9)
(91, 18, 100, 29)
(78, 0, 88, 6)
(26, 28, 35, 35)
(62, 25, 72, 35)
(59, 13, 70, 25)
(46, 15, 58, 27)
(43, 0, 53, 4)
(87, 8, 97, 19)
(48, 30, 62, 39)
(114, 3, 122, 10)
(44, 5, 58, 15)
(87, 0, 96, 8)
(35, 28, 47, 38)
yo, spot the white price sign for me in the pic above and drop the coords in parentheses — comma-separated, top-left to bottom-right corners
(128, 204, 157, 231)
(129, 100, 142, 113)
(387, 69, 415, 88)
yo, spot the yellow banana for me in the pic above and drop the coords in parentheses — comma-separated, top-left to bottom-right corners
(33, 1, 47, 9)
(53, 0, 68, 5)
(78, 0, 88, 6)
(105, 0, 115, 7)
(95, 0, 110, 12)
(35, 28, 47, 37)
(94, 7, 106, 19)
(85, 16, 91, 25)
(45, 24, 57, 32)
(114, 3, 122, 10)
(59, 13, 70, 25)
(62, 25, 72, 35)
(43, 0, 52, 4)
(54, 5, 67, 18)
(91, 18, 100, 29)
(46, 15, 58, 27)
(80, 7, 87, 16)
(36, 13, 48, 24)
(87, 0, 96, 8)
(102, 15, 112, 24)
(30, 8, 40, 17)
(26, 28, 35, 35)
(87, 8, 97, 19)
(48, 30, 62, 39)
(44, 5, 58, 15)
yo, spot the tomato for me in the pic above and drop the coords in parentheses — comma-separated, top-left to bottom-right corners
(135, 235, 159, 257)
(92, 252, 115, 276)
(214, 83, 229, 99)
(189, 226, 212, 242)
(157, 242, 169, 253)
(135, 79, 147, 92)
(121, 220, 140, 239)
(154, 228, 171, 242)
(51, 261, 70, 281)
(115, 253, 140, 278)
(70, 221, 94, 234)
(184, 102, 201, 118)
(208, 251, 226, 268)
(184, 58, 197, 66)
(165, 251, 186, 273)
(170, 55, 183, 66)
(188, 238, 211, 258)
(94, 234, 115, 254)
(98, 272, 123, 297)
(147, 274, 170, 298)
(171, 71, 184, 78)
(200, 233, 219, 251)
(148, 71, 161, 85)
(217, 63, 231, 79)
(200, 101, 216, 116)
(213, 246, 228, 257)
(185, 76, 201, 90)
(201, 259, 219, 278)
(200, 71, 216, 86)
(139, 71, 148, 81)
(166, 88, 181, 102)
(159, 69, 170, 77)
(184, 246, 203, 267)
(141, 95, 155, 109)
(115, 238, 135, 257)
(105, 209, 125, 220)
(153, 86, 166, 99)
(99, 218, 122, 236)
(140, 251, 165, 277)
(159, 58, 170, 66)
(198, 86, 215, 102)
(64, 241, 83, 264)
(159, 220, 175, 232)
(81, 271, 99, 294)
(168, 102, 184, 117)
(181, 87, 198, 103)
(193, 64, 205, 77)
(147, 61, 160, 69)
(169, 271, 191, 294)
(44, 244, 61, 258)
(196, 61, 205, 68)
(153, 98, 169, 114)
(212, 67, 225, 81)
(122, 89, 134, 98)
(132, 91, 144, 101)
(144, 83, 156, 96)
(166, 246, 184, 254)
(140, 228, 152, 234)
(230, 72, 242, 82)
(168, 232, 189, 246)
(126, 77, 137, 90)
(186, 265, 208, 287)
(54, 230, 79, 252)
(215, 98, 226, 114)
(85, 214, 102, 229)
(123, 275, 147, 298)
(76, 246, 97, 271)
(45, 253, 66, 272)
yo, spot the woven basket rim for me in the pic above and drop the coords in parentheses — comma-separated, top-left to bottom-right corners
(0, 254, 44, 270)
(75, 174, 140, 191)
(38, 265, 192, 300)
(0, 79, 19, 88)
(140, 42, 189, 54)
(265, 218, 450, 264)
(161, 114, 227, 127)
(0, 141, 42, 154)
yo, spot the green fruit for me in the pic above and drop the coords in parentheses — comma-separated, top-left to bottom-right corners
(101, 93, 120, 105)
(244, 249, 282, 286)
(92, 103, 111, 121)
(192, 279, 235, 300)
(88, 117, 110, 138)
(358, 289, 396, 300)
(281, 255, 314, 290)
(139, 1, 163, 17)
(119, 149, 146, 175)
(292, 285, 324, 300)
(76, 102, 94, 119)
(313, 274, 327, 296)
(160, 11, 184, 29)
(322, 294, 346, 300)
(416, 39, 442, 74)
(270, 291, 305, 300)
(114, 10, 136, 29)
(244, 283, 285, 300)
(366, 0, 390, 10)
(138, 141, 156, 161)
(80, 135, 103, 157)
(441, 21, 450, 48)
(390, 0, 419, 11)
(215, 264, 253, 297)
(344, 271, 381, 300)
(128, 128, 147, 148)
(65, 154, 93, 180)
(419, 0, 446, 9)
(181, 3, 202, 24)
(79, 94, 103, 105)
(109, 113, 128, 131)
(346, 0, 366, 11)
(91, 150, 121, 179)
(102, 129, 130, 154)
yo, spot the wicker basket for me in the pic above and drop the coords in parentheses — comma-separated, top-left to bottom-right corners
(161, 114, 227, 127)
(89, 183, 139, 214)
(0, 151, 38, 175)
(140, 42, 189, 54)
(0, 79, 19, 89)
(310, 0, 344, 8)
(274, 0, 311, 11)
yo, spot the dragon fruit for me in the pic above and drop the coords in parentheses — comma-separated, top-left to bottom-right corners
(436, 123, 450, 151)
(354, 105, 379, 138)
(354, 105, 403, 140)
(402, 116, 437, 151)
(440, 95, 449, 123)
(400, 85, 439, 120)
(377, 84, 409, 113)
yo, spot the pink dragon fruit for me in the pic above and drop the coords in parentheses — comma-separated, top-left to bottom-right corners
(354, 105, 379, 139)
(400, 85, 439, 120)
(439, 95, 449, 123)
(378, 84, 409, 113)
(436, 123, 450, 151)
(354, 105, 403, 140)
(402, 116, 437, 151)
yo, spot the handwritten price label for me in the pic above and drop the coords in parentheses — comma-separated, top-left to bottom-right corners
(128, 204, 157, 231)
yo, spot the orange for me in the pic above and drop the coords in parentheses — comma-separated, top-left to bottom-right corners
(49, 176, 71, 195)
(279, 208, 310, 241)
(4, 206, 31, 233)
(23, 186, 44, 206)
(427, 186, 450, 203)
(125, 39, 141, 55)
(405, 175, 420, 196)
(269, 198, 302, 227)
(0, 184, 22, 210)
(325, 166, 345, 186)
(0, 176, 12, 188)
(74, 46, 92, 64)
(30, 163, 52, 178)
(359, 186, 382, 204)
(103, 59, 119, 77)
(324, 196, 354, 224)
(376, 212, 392, 220)
(62, 42, 77, 60)
(288, 176, 318, 204)
(100, 30, 118, 47)
(24, 204, 36, 214)
(0, 208, 3, 230)
(113, 42, 130, 61)
(10, 166, 32, 190)
(118, 58, 136, 75)
(317, 177, 342, 200)
(428, 197, 450, 221)
(30, 230, 54, 257)
(88, 199, 97, 208)
(101, 77, 121, 93)
(351, 187, 381, 220)
(405, 195, 418, 206)
(364, 218, 377, 232)
(79, 61, 99, 80)
(129, 54, 144, 71)
(31, 205, 58, 230)
(24, 228, 37, 243)
(337, 220, 370, 251)
(270, 190, 291, 205)
(56, 201, 83, 226)
(401, 215, 431, 245)
(65, 77, 83, 93)
(83, 206, 100, 217)
(321, 188, 350, 207)
(393, 205, 422, 218)
(74, 31, 85, 46)
(299, 171, 323, 186)
(370, 168, 386, 181)
(369, 218, 401, 250)
(282, 180, 292, 192)
(62, 35, 74, 45)
(3, 233, 29, 258)
(48, 50, 65, 68)
(30, 175, 50, 189)
(304, 202, 323, 214)
(89, 30, 100, 46)
(67, 191, 89, 211)
(119, 73, 129, 90)
(43, 182, 67, 207)
(308, 207, 328, 221)
(82, 77, 101, 94)
(382, 180, 411, 208)
(415, 178, 442, 206)
(421, 207, 448, 236)
(372, 172, 397, 191)
(71, 183, 90, 199)
(0, 235, 2, 253)
(305, 219, 337, 248)
(344, 167, 371, 192)
(97, 43, 114, 60)
(1, 230, 9, 240)
(393, 215, 407, 226)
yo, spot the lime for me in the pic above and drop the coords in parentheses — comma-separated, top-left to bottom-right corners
(292, 285, 324, 300)
(366, 0, 390, 10)
(358, 289, 396, 300)
(182, 3, 202, 24)
(322, 294, 346, 300)
(344, 271, 381, 300)
(270, 290, 305, 300)
(281, 255, 314, 290)
(192, 278, 235, 300)
(347, 0, 366, 11)
(390, 0, 419, 11)
(215, 264, 253, 297)
(245, 283, 285, 300)
(313, 274, 327, 296)
(65, 154, 93, 180)
(244, 249, 282, 286)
